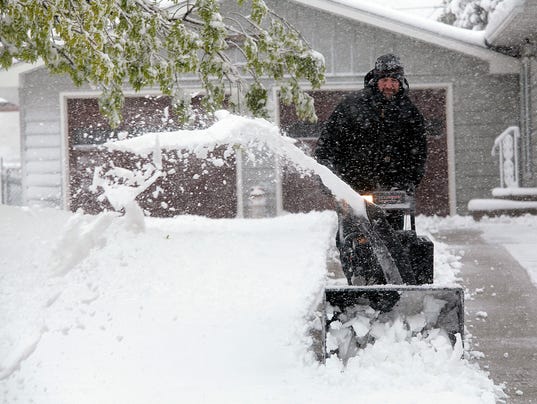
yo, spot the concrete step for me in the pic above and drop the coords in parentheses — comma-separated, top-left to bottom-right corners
(468, 188, 537, 219)
(467, 198, 537, 220)
(492, 187, 537, 201)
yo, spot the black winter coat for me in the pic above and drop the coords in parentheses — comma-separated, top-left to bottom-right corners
(315, 84, 427, 193)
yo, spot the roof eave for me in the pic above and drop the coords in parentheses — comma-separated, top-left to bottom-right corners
(485, 0, 527, 48)
(290, 0, 519, 74)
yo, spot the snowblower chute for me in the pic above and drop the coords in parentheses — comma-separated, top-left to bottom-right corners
(320, 191, 464, 362)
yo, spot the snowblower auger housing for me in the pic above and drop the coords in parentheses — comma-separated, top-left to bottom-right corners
(322, 285, 464, 363)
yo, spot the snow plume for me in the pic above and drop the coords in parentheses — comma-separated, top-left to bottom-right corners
(90, 134, 164, 230)
(102, 110, 368, 219)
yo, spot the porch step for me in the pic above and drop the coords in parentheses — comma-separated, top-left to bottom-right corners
(491, 187, 537, 201)
(468, 188, 537, 220)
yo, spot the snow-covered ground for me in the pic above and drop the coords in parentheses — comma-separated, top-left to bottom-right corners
(0, 112, 520, 403)
(0, 204, 505, 403)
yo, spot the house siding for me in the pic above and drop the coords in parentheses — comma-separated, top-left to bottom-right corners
(19, 0, 522, 214)
(19, 68, 80, 207)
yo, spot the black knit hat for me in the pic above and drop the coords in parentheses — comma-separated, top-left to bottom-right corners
(373, 53, 405, 80)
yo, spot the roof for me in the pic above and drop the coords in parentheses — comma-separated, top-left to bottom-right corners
(290, 0, 519, 73)
(485, 0, 537, 55)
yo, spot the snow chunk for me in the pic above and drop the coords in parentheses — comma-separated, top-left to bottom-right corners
(475, 311, 488, 319)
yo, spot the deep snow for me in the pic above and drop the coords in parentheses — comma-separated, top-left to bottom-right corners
(0, 204, 504, 404)
(0, 112, 516, 403)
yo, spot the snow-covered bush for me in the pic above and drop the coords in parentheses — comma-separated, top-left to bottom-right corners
(438, 0, 503, 30)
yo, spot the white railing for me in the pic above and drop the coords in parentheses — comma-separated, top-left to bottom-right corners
(491, 126, 520, 188)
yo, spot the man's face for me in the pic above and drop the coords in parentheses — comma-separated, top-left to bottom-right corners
(377, 77, 400, 99)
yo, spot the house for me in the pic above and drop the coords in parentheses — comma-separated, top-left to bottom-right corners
(466, 0, 537, 217)
(3, 0, 536, 217)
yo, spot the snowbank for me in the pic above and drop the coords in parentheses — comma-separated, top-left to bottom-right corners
(0, 204, 502, 403)
(0, 206, 337, 402)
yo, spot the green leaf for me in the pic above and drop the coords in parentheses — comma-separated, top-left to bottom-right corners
(1, 0, 325, 126)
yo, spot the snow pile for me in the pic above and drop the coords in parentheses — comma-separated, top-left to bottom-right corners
(0, 205, 336, 403)
(0, 204, 503, 403)
(413, 216, 466, 286)
(417, 214, 477, 233)
(325, 287, 464, 366)
(432, 240, 464, 285)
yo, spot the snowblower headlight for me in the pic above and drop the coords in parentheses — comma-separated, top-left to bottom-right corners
(362, 194, 374, 204)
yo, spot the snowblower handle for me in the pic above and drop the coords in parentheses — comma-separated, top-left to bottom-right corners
(365, 190, 413, 210)
(361, 190, 416, 231)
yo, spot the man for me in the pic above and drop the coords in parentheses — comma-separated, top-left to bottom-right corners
(315, 53, 427, 196)
(315, 54, 427, 286)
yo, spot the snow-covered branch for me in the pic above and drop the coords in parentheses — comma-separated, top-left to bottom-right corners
(1, 0, 325, 127)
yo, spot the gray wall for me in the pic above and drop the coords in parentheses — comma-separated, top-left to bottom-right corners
(529, 57, 537, 187)
(19, 0, 521, 214)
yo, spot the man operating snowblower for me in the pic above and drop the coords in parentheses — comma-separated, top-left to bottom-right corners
(315, 53, 428, 287)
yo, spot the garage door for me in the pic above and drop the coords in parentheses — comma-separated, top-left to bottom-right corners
(66, 96, 237, 217)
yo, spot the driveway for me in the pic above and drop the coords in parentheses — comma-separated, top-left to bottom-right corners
(434, 228, 537, 403)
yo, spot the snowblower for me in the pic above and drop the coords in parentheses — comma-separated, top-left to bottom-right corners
(320, 190, 464, 363)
